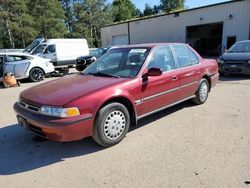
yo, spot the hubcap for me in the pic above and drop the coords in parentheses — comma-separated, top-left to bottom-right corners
(103, 110, 126, 140)
(199, 82, 208, 102)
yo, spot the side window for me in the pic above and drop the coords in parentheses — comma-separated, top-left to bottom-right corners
(172, 45, 193, 68)
(6, 55, 16, 62)
(14, 56, 25, 61)
(188, 48, 199, 64)
(44, 45, 56, 54)
(6, 55, 27, 62)
(147, 46, 175, 72)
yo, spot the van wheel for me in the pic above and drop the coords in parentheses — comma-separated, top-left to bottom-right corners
(92, 103, 130, 147)
(59, 67, 69, 76)
(29, 68, 45, 82)
(192, 78, 209, 105)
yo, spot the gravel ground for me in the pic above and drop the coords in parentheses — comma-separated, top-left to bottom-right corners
(0, 73, 250, 188)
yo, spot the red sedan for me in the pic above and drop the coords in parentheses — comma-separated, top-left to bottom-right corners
(14, 43, 219, 147)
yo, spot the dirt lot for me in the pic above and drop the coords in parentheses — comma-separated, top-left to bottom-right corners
(0, 74, 250, 188)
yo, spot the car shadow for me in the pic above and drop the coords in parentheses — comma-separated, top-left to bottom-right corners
(0, 101, 193, 175)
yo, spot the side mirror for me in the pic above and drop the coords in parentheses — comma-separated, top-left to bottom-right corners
(144, 67, 162, 77)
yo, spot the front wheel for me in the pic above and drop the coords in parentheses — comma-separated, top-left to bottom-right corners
(92, 103, 130, 147)
(192, 78, 209, 105)
(29, 68, 45, 82)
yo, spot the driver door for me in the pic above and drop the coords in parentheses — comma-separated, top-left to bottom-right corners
(43, 45, 56, 62)
(140, 46, 180, 116)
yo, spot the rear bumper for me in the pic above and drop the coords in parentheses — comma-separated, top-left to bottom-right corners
(210, 73, 219, 88)
(13, 102, 94, 142)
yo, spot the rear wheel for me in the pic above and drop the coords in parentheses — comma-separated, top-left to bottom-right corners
(92, 103, 130, 147)
(192, 78, 209, 105)
(29, 68, 45, 82)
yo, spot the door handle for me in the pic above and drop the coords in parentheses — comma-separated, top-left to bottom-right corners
(196, 71, 201, 74)
(171, 76, 177, 80)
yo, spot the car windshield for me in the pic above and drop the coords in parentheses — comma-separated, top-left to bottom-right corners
(32, 44, 46, 54)
(228, 42, 250, 53)
(83, 47, 150, 78)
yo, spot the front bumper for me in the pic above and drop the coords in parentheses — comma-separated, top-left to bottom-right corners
(14, 102, 94, 142)
(219, 63, 250, 75)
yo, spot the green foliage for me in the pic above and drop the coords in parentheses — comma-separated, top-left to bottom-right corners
(160, 0, 185, 13)
(70, 0, 112, 47)
(143, 4, 161, 17)
(0, 0, 37, 48)
(112, 0, 141, 22)
(29, 0, 67, 39)
(0, 0, 186, 49)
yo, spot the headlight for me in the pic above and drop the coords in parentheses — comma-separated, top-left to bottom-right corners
(217, 58, 224, 64)
(248, 60, 250, 64)
(40, 106, 80, 118)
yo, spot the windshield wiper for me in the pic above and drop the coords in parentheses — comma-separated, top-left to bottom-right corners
(88, 72, 120, 78)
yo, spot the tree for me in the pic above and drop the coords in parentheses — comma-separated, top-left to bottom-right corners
(0, 0, 37, 48)
(70, 0, 112, 47)
(29, 0, 67, 39)
(112, 0, 141, 22)
(160, 0, 185, 13)
(143, 3, 162, 17)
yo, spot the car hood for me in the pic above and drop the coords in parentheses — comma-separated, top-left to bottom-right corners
(20, 73, 127, 106)
(221, 52, 250, 61)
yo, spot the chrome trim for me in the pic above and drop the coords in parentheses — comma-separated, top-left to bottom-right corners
(143, 87, 179, 102)
(137, 95, 195, 120)
(180, 81, 198, 89)
(134, 81, 198, 105)
(18, 100, 40, 114)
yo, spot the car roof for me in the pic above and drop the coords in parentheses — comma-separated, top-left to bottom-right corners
(109, 43, 186, 49)
(235, 40, 250, 43)
(0, 52, 34, 57)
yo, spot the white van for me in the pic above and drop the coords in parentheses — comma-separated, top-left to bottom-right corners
(30, 39, 89, 73)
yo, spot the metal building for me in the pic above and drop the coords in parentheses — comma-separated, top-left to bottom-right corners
(101, 0, 250, 56)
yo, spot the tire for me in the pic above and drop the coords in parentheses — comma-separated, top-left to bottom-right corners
(192, 78, 209, 105)
(59, 67, 69, 76)
(29, 68, 45, 82)
(92, 102, 130, 147)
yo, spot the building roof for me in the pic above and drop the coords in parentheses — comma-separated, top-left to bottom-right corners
(102, 0, 245, 28)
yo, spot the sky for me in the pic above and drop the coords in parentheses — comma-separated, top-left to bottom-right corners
(131, 0, 229, 10)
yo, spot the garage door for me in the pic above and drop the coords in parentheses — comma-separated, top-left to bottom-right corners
(112, 35, 129, 45)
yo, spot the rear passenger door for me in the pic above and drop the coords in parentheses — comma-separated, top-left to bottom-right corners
(171, 44, 201, 100)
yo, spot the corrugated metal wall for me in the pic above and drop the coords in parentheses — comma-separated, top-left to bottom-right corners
(101, 0, 250, 48)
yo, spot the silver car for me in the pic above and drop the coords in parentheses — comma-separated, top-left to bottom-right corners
(0, 52, 54, 82)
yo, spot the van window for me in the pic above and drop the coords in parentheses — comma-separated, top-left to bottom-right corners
(44, 45, 56, 54)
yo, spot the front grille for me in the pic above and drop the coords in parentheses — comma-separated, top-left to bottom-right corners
(19, 100, 40, 113)
(224, 67, 243, 73)
(224, 60, 246, 65)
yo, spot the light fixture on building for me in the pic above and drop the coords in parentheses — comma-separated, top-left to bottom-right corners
(200, 17, 203, 21)
(228, 14, 233, 20)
